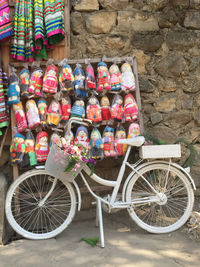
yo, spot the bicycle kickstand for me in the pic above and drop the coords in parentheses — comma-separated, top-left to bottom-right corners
(96, 198, 105, 248)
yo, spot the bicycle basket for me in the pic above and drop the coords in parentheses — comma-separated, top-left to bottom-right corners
(45, 144, 85, 182)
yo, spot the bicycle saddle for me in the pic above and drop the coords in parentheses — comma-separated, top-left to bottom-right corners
(117, 136, 145, 147)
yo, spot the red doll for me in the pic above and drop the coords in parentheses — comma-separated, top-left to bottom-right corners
(47, 100, 62, 127)
(35, 131, 49, 162)
(74, 126, 89, 151)
(61, 96, 71, 123)
(86, 64, 96, 89)
(26, 99, 40, 129)
(10, 133, 26, 164)
(28, 67, 43, 96)
(114, 125, 127, 156)
(43, 65, 58, 95)
(124, 94, 138, 122)
(111, 95, 123, 122)
(97, 62, 111, 92)
(86, 96, 102, 123)
(103, 126, 117, 157)
(13, 101, 28, 133)
(100, 96, 111, 122)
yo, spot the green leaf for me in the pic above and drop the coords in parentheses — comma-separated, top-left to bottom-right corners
(81, 237, 99, 247)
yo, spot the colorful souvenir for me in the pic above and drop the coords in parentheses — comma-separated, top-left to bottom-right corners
(13, 101, 28, 133)
(8, 72, 20, 105)
(37, 98, 47, 126)
(10, 133, 25, 164)
(35, 131, 49, 162)
(111, 95, 123, 122)
(121, 63, 136, 92)
(115, 125, 127, 156)
(43, 64, 58, 95)
(23, 131, 37, 167)
(124, 93, 138, 122)
(103, 126, 117, 157)
(97, 62, 111, 92)
(28, 67, 43, 96)
(100, 96, 111, 122)
(47, 100, 62, 127)
(50, 132, 62, 148)
(61, 130, 74, 148)
(74, 126, 89, 151)
(86, 96, 102, 123)
(61, 96, 71, 123)
(73, 65, 87, 98)
(26, 100, 40, 129)
(109, 64, 121, 91)
(88, 128, 104, 160)
(71, 99, 85, 118)
(59, 64, 74, 92)
(86, 64, 96, 89)
(19, 68, 30, 97)
(128, 123, 140, 138)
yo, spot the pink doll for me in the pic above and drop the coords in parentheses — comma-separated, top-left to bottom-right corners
(124, 93, 138, 122)
(88, 128, 104, 160)
(13, 101, 28, 133)
(121, 63, 136, 92)
(100, 96, 111, 122)
(61, 96, 71, 123)
(19, 68, 30, 97)
(50, 132, 62, 148)
(103, 126, 117, 157)
(86, 96, 102, 123)
(26, 100, 40, 129)
(74, 126, 89, 151)
(10, 133, 26, 164)
(35, 131, 49, 162)
(97, 62, 111, 92)
(114, 125, 127, 156)
(111, 95, 123, 122)
(109, 64, 121, 92)
(61, 130, 74, 148)
(43, 65, 58, 95)
(28, 67, 43, 96)
(128, 123, 140, 138)
(47, 100, 62, 127)
(37, 98, 47, 126)
(86, 64, 96, 89)
(59, 64, 74, 93)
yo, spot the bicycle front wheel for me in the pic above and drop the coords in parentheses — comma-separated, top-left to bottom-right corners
(126, 163, 194, 234)
(6, 169, 76, 240)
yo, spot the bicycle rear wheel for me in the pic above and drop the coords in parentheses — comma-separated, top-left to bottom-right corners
(6, 169, 76, 240)
(126, 163, 194, 233)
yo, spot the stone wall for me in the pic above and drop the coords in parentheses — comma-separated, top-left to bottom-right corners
(70, 0, 200, 189)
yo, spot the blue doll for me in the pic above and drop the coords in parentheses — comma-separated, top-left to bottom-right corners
(8, 73, 20, 105)
(71, 99, 85, 118)
(73, 64, 87, 98)
(88, 128, 104, 160)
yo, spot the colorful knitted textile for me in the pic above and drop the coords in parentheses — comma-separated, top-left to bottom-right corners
(0, 0, 12, 41)
(0, 68, 9, 130)
(11, 0, 65, 61)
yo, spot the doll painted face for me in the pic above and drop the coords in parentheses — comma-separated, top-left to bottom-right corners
(61, 97, 69, 105)
(121, 63, 132, 73)
(116, 97, 123, 105)
(52, 101, 59, 112)
(25, 139, 34, 147)
(125, 96, 133, 105)
(129, 123, 140, 137)
(40, 136, 48, 145)
(79, 100, 85, 107)
(89, 97, 98, 105)
(78, 130, 87, 138)
(109, 64, 120, 75)
(116, 130, 126, 139)
(14, 136, 24, 144)
(101, 96, 110, 107)
(64, 65, 72, 74)
(64, 131, 74, 143)
(91, 131, 99, 141)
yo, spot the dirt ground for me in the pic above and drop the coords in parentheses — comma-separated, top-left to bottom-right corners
(0, 209, 199, 267)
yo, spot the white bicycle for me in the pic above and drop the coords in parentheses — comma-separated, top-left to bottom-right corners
(5, 118, 195, 247)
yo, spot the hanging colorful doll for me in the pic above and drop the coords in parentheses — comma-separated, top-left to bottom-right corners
(109, 64, 121, 92)
(22, 131, 37, 167)
(74, 126, 89, 151)
(121, 63, 136, 92)
(128, 123, 140, 138)
(59, 64, 74, 93)
(35, 131, 49, 162)
(8, 72, 20, 105)
(86, 96, 102, 123)
(47, 100, 62, 127)
(43, 64, 58, 95)
(114, 125, 127, 156)
(111, 95, 123, 122)
(50, 132, 62, 148)
(97, 62, 111, 92)
(26, 100, 40, 129)
(73, 64, 87, 98)
(19, 68, 30, 97)
(10, 133, 26, 164)
(100, 96, 111, 122)
(102, 126, 117, 157)
(13, 101, 28, 133)
(61, 96, 71, 123)
(28, 67, 43, 96)
(124, 93, 138, 122)
(88, 128, 104, 160)
(37, 98, 47, 126)
(71, 99, 85, 118)
(85, 64, 96, 90)
(61, 130, 74, 148)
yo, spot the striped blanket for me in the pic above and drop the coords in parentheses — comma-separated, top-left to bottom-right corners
(0, 68, 9, 131)
(0, 0, 12, 41)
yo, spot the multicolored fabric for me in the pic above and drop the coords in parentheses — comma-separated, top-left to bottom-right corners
(0, 68, 9, 129)
(0, 0, 12, 41)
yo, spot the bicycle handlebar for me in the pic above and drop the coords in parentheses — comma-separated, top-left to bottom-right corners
(66, 117, 93, 134)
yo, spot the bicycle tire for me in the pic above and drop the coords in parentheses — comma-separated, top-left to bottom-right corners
(5, 169, 76, 240)
(126, 163, 194, 233)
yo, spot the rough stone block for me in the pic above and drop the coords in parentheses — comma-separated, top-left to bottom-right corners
(164, 111, 193, 128)
(148, 125, 178, 143)
(132, 32, 164, 52)
(190, 0, 200, 9)
(132, 49, 151, 74)
(154, 96, 176, 113)
(71, 12, 84, 35)
(182, 78, 200, 93)
(74, 0, 99, 12)
(139, 77, 154, 93)
(172, 0, 189, 8)
(166, 31, 197, 50)
(146, 0, 169, 10)
(184, 12, 200, 29)
(99, 0, 129, 10)
(151, 112, 163, 125)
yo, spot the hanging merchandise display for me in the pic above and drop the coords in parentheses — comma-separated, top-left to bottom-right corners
(59, 64, 74, 93)
(88, 128, 104, 160)
(103, 126, 116, 157)
(109, 64, 121, 92)
(13, 101, 28, 133)
(61, 96, 71, 123)
(86, 64, 96, 90)
(22, 131, 37, 167)
(26, 99, 40, 129)
(121, 63, 136, 92)
(73, 64, 87, 98)
(86, 96, 102, 123)
(0, 67, 9, 135)
(43, 64, 58, 95)
(47, 99, 62, 127)
(114, 125, 127, 156)
(19, 68, 30, 97)
(37, 98, 47, 126)
(0, 0, 12, 41)
(8, 71, 20, 105)
(97, 62, 111, 92)
(10, 133, 26, 164)
(111, 94, 123, 122)
(35, 131, 49, 162)
(100, 96, 111, 122)
(124, 93, 138, 122)
(74, 126, 89, 151)
(128, 123, 140, 138)
(71, 99, 85, 118)
(28, 67, 43, 96)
